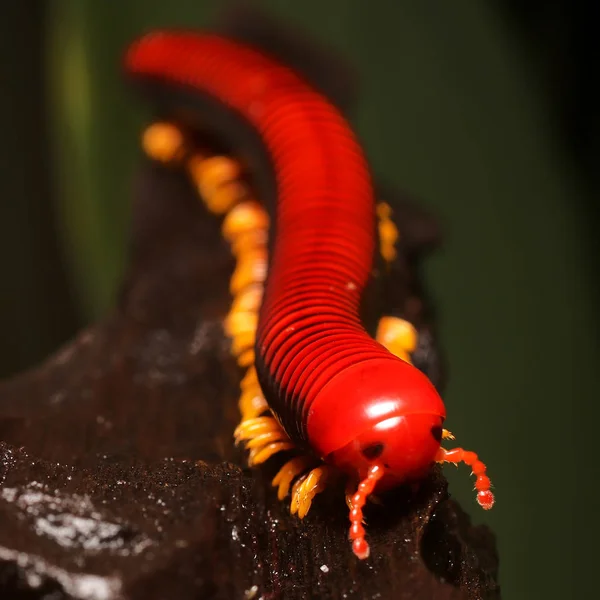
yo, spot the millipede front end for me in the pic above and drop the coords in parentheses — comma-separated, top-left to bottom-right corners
(126, 30, 495, 560)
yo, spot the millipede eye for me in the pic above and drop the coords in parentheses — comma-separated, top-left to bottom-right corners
(361, 443, 385, 460)
(430, 425, 443, 442)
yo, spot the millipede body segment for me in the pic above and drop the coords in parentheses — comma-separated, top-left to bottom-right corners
(127, 30, 494, 560)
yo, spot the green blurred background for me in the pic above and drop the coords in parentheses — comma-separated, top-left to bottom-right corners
(1, 1, 598, 598)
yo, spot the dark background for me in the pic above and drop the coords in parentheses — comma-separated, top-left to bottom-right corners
(1, 1, 597, 598)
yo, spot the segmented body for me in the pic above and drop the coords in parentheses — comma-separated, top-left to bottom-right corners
(127, 32, 400, 447)
(127, 30, 495, 560)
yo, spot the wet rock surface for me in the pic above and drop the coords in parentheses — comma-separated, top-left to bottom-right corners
(0, 164, 499, 599)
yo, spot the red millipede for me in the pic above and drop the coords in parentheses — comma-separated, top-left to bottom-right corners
(125, 30, 495, 560)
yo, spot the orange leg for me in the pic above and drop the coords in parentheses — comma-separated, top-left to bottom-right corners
(272, 456, 314, 500)
(374, 203, 420, 364)
(234, 415, 293, 464)
(235, 414, 330, 518)
(377, 202, 399, 264)
(188, 155, 246, 214)
(376, 315, 418, 364)
(141, 121, 332, 521)
(290, 465, 331, 519)
(229, 249, 268, 295)
(222, 201, 270, 242)
(142, 122, 187, 163)
(142, 121, 249, 216)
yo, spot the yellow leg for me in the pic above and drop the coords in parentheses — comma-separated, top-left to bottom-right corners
(272, 456, 314, 500)
(234, 415, 279, 443)
(141, 121, 334, 521)
(234, 414, 294, 465)
(142, 122, 186, 163)
(272, 458, 333, 519)
(225, 308, 258, 336)
(142, 122, 270, 373)
(229, 284, 263, 314)
(376, 315, 418, 364)
(222, 201, 270, 243)
(248, 440, 295, 466)
(188, 155, 245, 214)
(230, 250, 268, 295)
(240, 366, 259, 391)
(237, 349, 255, 368)
(230, 331, 256, 358)
(377, 202, 399, 264)
(290, 465, 331, 519)
(231, 230, 268, 258)
(188, 155, 240, 193)
(238, 389, 267, 421)
(142, 121, 249, 216)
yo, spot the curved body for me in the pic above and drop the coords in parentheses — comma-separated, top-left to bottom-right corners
(127, 30, 495, 559)
(126, 32, 447, 487)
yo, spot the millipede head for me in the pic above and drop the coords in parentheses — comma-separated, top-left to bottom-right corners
(328, 410, 445, 495)
(309, 360, 447, 494)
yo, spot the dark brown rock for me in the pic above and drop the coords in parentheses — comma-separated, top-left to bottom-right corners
(0, 163, 499, 599)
